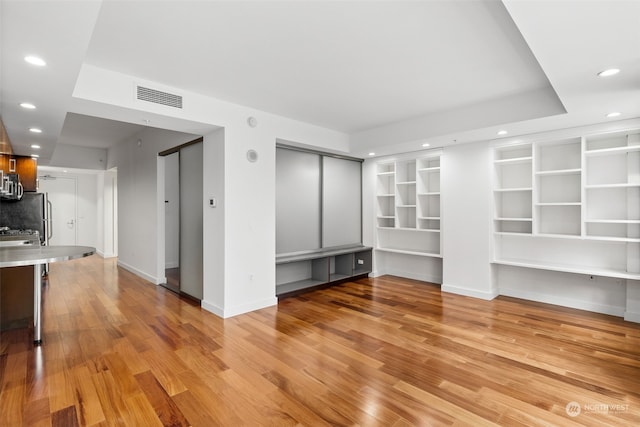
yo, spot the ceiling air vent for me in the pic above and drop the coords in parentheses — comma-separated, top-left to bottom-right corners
(136, 85, 183, 109)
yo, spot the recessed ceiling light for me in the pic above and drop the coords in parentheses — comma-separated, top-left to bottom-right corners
(29, 127, 42, 133)
(24, 55, 46, 66)
(606, 112, 621, 118)
(422, 143, 430, 147)
(20, 102, 36, 109)
(31, 154, 39, 158)
(31, 144, 41, 149)
(368, 152, 375, 156)
(597, 68, 620, 77)
(63, 170, 68, 173)
(497, 130, 508, 136)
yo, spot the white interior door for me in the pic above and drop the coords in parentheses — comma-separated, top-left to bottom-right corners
(38, 176, 77, 245)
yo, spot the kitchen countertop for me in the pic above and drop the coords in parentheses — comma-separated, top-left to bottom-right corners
(0, 245, 95, 268)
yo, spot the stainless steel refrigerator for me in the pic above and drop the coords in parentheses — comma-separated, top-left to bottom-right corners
(0, 192, 50, 244)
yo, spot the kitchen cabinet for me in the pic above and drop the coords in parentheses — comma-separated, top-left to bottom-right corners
(0, 266, 34, 330)
(15, 156, 37, 191)
(0, 154, 38, 192)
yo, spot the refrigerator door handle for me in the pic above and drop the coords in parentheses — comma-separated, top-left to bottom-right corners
(46, 198, 53, 240)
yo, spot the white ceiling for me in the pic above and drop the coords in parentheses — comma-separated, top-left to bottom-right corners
(1, 0, 639, 164)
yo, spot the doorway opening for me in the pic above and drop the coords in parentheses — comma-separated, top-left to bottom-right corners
(159, 137, 204, 300)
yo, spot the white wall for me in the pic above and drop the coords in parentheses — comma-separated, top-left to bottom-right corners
(39, 167, 116, 257)
(49, 143, 108, 170)
(441, 141, 495, 299)
(108, 127, 197, 283)
(75, 64, 351, 318)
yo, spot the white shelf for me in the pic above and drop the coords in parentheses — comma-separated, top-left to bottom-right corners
(586, 183, 640, 189)
(418, 167, 441, 172)
(495, 217, 533, 222)
(377, 171, 395, 176)
(492, 258, 640, 281)
(417, 192, 441, 196)
(494, 231, 533, 237)
(397, 181, 416, 185)
(494, 187, 532, 193)
(535, 168, 581, 176)
(377, 193, 394, 197)
(376, 247, 442, 258)
(397, 204, 416, 208)
(585, 235, 640, 243)
(586, 145, 640, 157)
(377, 215, 394, 219)
(585, 219, 640, 224)
(494, 156, 532, 165)
(495, 232, 582, 240)
(535, 202, 582, 206)
(418, 216, 440, 220)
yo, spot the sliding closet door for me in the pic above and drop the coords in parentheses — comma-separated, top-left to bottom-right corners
(179, 141, 203, 299)
(322, 156, 361, 247)
(276, 148, 322, 254)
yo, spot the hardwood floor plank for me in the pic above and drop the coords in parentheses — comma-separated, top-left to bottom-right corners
(70, 364, 106, 426)
(91, 369, 131, 426)
(51, 405, 79, 427)
(22, 396, 51, 427)
(134, 370, 190, 427)
(2, 257, 639, 425)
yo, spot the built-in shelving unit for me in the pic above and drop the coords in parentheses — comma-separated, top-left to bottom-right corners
(493, 143, 533, 234)
(375, 152, 442, 259)
(276, 246, 373, 297)
(492, 129, 640, 281)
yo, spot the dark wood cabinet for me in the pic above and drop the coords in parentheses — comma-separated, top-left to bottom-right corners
(15, 156, 37, 191)
(0, 154, 38, 192)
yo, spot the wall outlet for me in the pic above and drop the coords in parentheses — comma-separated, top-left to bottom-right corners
(357, 259, 364, 265)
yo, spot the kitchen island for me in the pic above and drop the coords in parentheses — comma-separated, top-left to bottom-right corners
(0, 245, 95, 344)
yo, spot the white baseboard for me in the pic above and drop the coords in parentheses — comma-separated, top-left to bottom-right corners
(383, 267, 442, 284)
(623, 311, 640, 323)
(201, 299, 224, 317)
(500, 288, 625, 317)
(117, 260, 162, 285)
(201, 296, 278, 319)
(96, 250, 117, 258)
(441, 283, 499, 300)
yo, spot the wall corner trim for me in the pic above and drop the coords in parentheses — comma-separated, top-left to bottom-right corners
(117, 260, 162, 285)
(441, 283, 499, 300)
(201, 297, 278, 319)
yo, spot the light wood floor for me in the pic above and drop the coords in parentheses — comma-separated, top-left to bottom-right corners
(1, 256, 639, 426)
